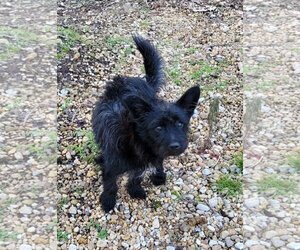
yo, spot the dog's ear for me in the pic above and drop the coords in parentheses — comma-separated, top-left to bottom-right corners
(123, 95, 152, 119)
(176, 86, 200, 117)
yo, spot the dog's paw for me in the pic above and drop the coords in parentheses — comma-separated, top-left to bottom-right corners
(100, 194, 116, 213)
(128, 186, 147, 199)
(150, 172, 166, 186)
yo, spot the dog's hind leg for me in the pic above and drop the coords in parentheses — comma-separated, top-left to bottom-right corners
(127, 169, 146, 200)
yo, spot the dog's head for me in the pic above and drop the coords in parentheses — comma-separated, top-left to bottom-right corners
(123, 86, 200, 157)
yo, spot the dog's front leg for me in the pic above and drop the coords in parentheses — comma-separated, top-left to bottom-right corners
(150, 160, 166, 186)
(127, 169, 146, 199)
(100, 173, 118, 213)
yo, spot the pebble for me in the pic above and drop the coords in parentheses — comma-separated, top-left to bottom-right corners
(264, 230, 277, 239)
(209, 240, 218, 247)
(202, 168, 211, 176)
(69, 206, 77, 214)
(287, 242, 300, 250)
(19, 205, 32, 215)
(69, 244, 77, 250)
(245, 198, 260, 209)
(209, 197, 218, 208)
(196, 203, 210, 212)
(153, 217, 159, 229)
(225, 238, 234, 247)
(27, 227, 36, 233)
(271, 238, 285, 248)
(166, 246, 175, 250)
(235, 242, 244, 249)
(14, 152, 23, 160)
(19, 244, 32, 250)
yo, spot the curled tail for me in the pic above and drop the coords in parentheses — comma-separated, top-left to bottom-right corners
(133, 36, 164, 90)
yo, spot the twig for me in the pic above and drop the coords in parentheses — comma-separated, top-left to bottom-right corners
(250, 156, 263, 168)
(211, 155, 221, 168)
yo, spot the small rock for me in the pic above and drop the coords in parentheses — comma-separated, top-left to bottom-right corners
(87, 170, 96, 178)
(235, 242, 244, 249)
(207, 225, 215, 232)
(175, 178, 184, 185)
(66, 152, 72, 160)
(209, 197, 218, 208)
(19, 205, 32, 215)
(292, 62, 300, 74)
(27, 227, 35, 233)
(225, 238, 234, 247)
(19, 244, 32, 250)
(69, 206, 77, 215)
(153, 217, 159, 229)
(14, 152, 23, 160)
(69, 244, 77, 250)
(209, 240, 218, 247)
(264, 230, 277, 239)
(196, 203, 210, 212)
(26, 52, 37, 60)
(245, 198, 259, 209)
(166, 246, 175, 250)
(97, 240, 107, 248)
(220, 230, 229, 239)
(271, 238, 285, 248)
(287, 242, 300, 250)
(246, 240, 259, 247)
(202, 168, 211, 176)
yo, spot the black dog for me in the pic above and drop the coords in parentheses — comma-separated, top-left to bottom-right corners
(92, 36, 200, 212)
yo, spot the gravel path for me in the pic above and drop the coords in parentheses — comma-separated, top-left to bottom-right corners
(243, 0, 300, 249)
(57, 1, 243, 249)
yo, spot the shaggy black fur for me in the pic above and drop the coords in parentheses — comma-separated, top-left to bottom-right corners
(92, 36, 200, 212)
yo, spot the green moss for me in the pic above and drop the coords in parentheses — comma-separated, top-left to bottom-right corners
(287, 153, 300, 171)
(233, 152, 243, 172)
(98, 229, 108, 240)
(57, 230, 68, 241)
(0, 26, 39, 60)
(57, 27, 84, 59)
(216, 175, 243, 196)
(258, 176, 298, 196)
(190, 61, 219, 80)
(69, 129, 99, 163)
(0, 230, 18, 242)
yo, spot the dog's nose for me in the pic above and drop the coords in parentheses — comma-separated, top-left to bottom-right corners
(169, 142, 180, 150)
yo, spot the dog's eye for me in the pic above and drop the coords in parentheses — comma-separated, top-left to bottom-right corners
(177, 122, 183, 128)
(155, 126, 162, 132)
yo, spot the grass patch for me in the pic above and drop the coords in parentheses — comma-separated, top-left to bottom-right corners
(186, 47, 197, 55)
(0, 26, 39, 60)
(57, 27, 84, 59)
(69, 129, 99, 163)
(233, 152, 243, 172)
(171, 190, 182, 200)
(60, 97, 72, 112)
(190, 60, 219, 80)
(166, 66, 181, 85)
(258, 176, 298, 196)
(0, 230, 18, 242)
(22, 130, 56, 161)
(216, 175, 243, 196)
(151, 200, 162, 210)
(97, 229, 108, 240)
(287, 153, 300, 171)
(58, 197, 69, 209)
(105, 35, 130, 50)
(139, 20, 150, 29)
(88, 219, 108, 240)
(57, 230, 69, 242)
